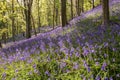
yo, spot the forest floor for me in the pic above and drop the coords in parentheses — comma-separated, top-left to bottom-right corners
(0, 0, 120, 80)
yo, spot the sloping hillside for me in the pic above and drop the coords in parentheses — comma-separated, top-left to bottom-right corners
(0, 0, 120, 80)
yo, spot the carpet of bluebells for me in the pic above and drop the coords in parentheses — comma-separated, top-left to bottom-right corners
(0, 1, 120, 80)
(0, 20, 120, 80)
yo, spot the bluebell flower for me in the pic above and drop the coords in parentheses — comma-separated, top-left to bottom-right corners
(45, 71, 50, 76)
(60, 62, 66, 69)
(95, 75, 101, 80)
(73, 63, 79, 69)
(104, 77, 108, 80)
(95, 62, 99, 66)
(109, 77, 113, 80)
(2, 72, 6, 78)
(101, 62, 107, 71)
(75, 52, 80, 57)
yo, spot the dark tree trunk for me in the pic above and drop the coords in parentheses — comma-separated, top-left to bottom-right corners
(23, 0, 33, 39)
(81, 0, 84, 12)
(78, 0, 80, 16)
(53, 0, 55, 29)
(92, 0, 95, 9)
(61, 0, 67, 27)
(0, 42, 2, 48)
(102, 0, 109, 26)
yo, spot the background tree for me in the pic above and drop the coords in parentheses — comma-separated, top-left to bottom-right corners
(12, 0, 15, 41)
(70, 0, 73, 19)
(61, 0, 67, 27)
(102, 0, 109, 26)
(23, 0, 33, 38)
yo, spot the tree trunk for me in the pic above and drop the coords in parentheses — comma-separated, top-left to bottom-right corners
(53, 0, 55, 29)
(37, 0, 41, 33)
(102, 0, 109, 26)
(71, 0, 73, 19)
(12, 0, 15, 41)
(61, 0, 67, 27)
(81, 0, 84, 12)
(0, 42, 2, 48)
(78, 0, 80, 16)
(55, 8, 58, 26)
(31, 14, 37, 36)
(23, 0, 33, 39)
(92, 0, 95, 9)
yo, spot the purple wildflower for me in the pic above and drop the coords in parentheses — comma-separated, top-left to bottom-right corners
(109, 77, 113, 80)
(104, 77, 109, 80)
(87, 67, 91, 72)
(45, 71, 50, 76)
(20, 56, 25, 61)
(2, 72, 6, 78)
(82, 47, 89, 56)
(58, 40, 64, 48)
(73, 63, 79, 69)
(95, 75, 101, 80)
(75, 52, 80, 57)
(101, 62, 107, 71)
(70, 47, 75, 56)
(60, 62, 66, 69)
(95, 62, 99, 66)
(104, 42, 108, 47)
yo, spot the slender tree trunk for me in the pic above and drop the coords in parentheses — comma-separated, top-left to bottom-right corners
(53, 0, 55, 29)
(76, 0, 78, 16)
(0, 42, 2, 48)
(12, 0, 15, 41)
(81, 0, 84, 12)
(71, 0, 73, 19)
(55, 8, 58, 26)
(78, 0, 80, 16)
(92, 0, 95, 9)
(31, 14, 37, 36)
(37, 0, 41, 33)
(102, 0, 109, 26)
(61, 0, 67, 27)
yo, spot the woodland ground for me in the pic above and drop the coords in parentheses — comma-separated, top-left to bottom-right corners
(0, 0, 120, 80)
